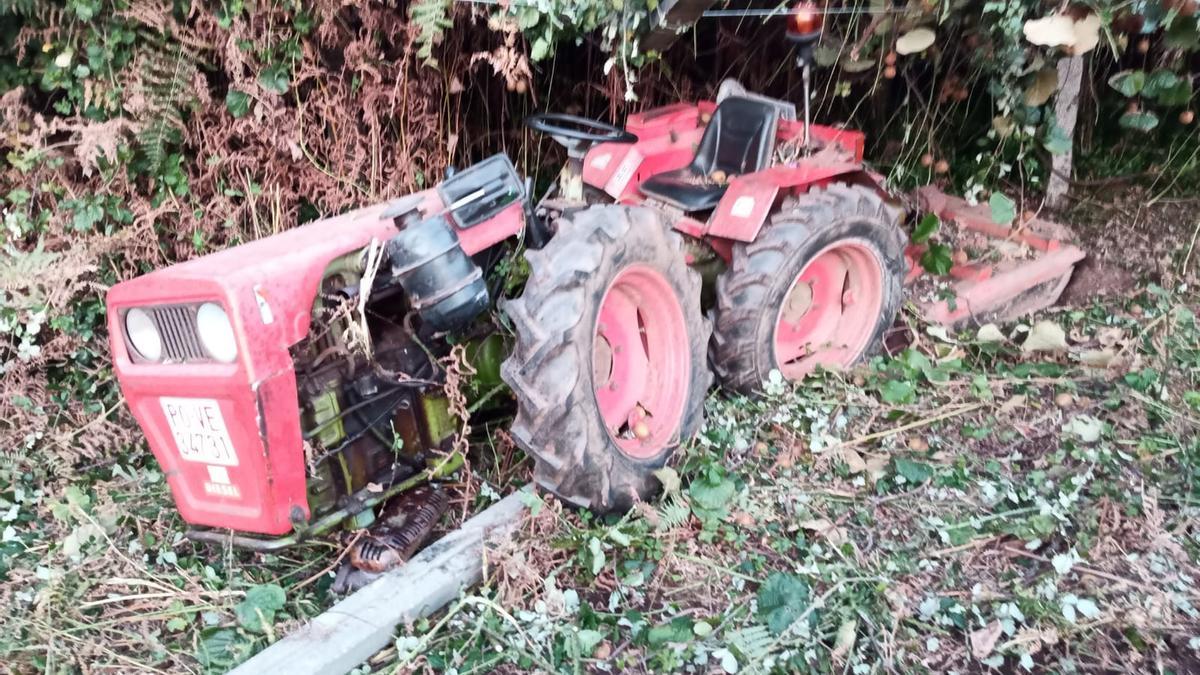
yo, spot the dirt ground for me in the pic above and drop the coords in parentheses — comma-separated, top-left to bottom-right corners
(1058, 186, 1200, 305)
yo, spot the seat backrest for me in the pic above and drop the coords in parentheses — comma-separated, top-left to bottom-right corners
(691, 96, 780, 177)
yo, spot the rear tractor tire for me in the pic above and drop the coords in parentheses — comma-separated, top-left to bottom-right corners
(712, 183, 906, 393)
(501, 205, 712, 512)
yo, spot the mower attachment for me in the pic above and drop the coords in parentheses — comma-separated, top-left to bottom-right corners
(907, 186, 1085, 329)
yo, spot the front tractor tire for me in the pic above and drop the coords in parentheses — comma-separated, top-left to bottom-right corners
(502, 206, 712, 512)
(712, 183, 906, 393)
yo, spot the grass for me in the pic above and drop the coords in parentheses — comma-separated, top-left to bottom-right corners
(361, 287, 1200, 674)
(3, 286, 1199, 673)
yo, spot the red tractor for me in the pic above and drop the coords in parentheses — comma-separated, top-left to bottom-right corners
(106, 9, 906, 550)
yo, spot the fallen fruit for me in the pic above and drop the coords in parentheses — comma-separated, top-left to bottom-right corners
(1181, 110, 1195, 125)
(1055, 392, 1074, 408)
(884, 65, 897, 79)
(934, 159, 950, 174)
(885, 51, 898, 66)
(921, 153, 934, 167)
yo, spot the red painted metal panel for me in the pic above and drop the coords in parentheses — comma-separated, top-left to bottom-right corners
(455, 201, 525, 255)
(704, 177, 780, 241)
(777, 120, 866, 162)
(704, 162, 862, 242)
(920, 246, 1085, 326)
(107, 190, 525, 535)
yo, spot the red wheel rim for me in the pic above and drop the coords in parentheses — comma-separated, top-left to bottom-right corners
(773, 239, 885, 380)
(592, 265, 691, 459)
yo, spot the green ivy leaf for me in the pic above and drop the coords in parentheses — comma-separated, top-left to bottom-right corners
(1119, 111, 1160, 132)
(196, 627, 256, 670)
(577, 628, 606, 654)
(257, 64, 290, 94)
(647, 616, 695, 646)
(1156, 78, 1193, 107)
(1043, 123, 1071, 155)
(756, 572, 811, 635)
(880, 379, 916, 405)
(1142, 70, 1180, 99)
(1108, 70, 1145, 98)
(587, 536, 605, 575)
(920, 242, 953, 275)
(530, 37, 550, 61)
(67, 199, 104, 232)
(988, 192, 1016, 226)
(225, 89, 251, 118)
(687, 471, 736, 524)
(911, 213, 940, 244)
(894, 457, 933, 483)
(235, 584, 286, 633)
(1165, 18, 1200, 50)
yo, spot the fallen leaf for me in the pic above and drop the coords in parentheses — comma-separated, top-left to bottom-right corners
(926, 324, 957, 343)
(1064, 415, 1103, 443)
(801, 518, 849, 546)
(1024, 15, 1077, 47)
(1071, 14, 1101, 55)
(999, 394, 1028, 415)
(1022, 320, 1068, 352)
(1078, 349, 1116, 368)
(896, 28, 936, 55)
(865, 455, 889, 483)
(1097, 326, 1126, 348)
(653, 466, 681, 494)
(832, 619, 858, 661)
(976, 323, 1006, 343)
(989, 118, 1016, 142)
(1025, 67, 1059, 106)
(840, 447, 867, 474)
(732, 511, 757, 527)
(970, 620, 1003, 659)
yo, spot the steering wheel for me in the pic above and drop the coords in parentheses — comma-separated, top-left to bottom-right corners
(525, 113, 638, 145)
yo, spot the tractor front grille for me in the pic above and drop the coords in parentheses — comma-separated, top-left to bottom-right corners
(151, 305, 208, 362)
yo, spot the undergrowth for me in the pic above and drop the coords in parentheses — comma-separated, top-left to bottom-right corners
(361, 285, 1200, 674)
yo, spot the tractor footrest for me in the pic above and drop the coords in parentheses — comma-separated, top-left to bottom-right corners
(906, 187, 1086, 329)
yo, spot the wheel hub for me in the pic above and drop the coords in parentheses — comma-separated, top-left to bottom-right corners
(592, 265, 690, 459)
(773, 239, 885, 380)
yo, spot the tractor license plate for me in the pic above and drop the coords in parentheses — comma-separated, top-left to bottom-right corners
(160, 397, 239, 466)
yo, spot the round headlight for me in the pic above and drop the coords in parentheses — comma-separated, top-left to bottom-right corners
(125, 308, 162, 361)
(196, 302, 238, 363)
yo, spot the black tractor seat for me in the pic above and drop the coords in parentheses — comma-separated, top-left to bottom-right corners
(639, 96, 780, 211)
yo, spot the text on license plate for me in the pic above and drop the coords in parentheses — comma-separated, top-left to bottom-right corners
(160, 397, 239, 466)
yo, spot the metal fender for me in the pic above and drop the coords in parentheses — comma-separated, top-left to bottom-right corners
(703, 163, 889, 242)
(582, 102, 712, 200)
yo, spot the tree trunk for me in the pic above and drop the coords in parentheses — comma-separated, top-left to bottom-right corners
(1046, 55, 1084, 209)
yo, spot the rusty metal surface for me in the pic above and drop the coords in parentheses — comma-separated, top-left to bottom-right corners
(349, 485, 452, 573)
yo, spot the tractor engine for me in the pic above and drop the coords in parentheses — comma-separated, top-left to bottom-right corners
(291, 208, 504, 526)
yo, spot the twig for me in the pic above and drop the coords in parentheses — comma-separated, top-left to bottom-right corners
(1001, 546, 1200, 599)
(927, 535, 1000, 558)
(293, 529, 367, 591)
(830, 403, 986, 450)
(1180, 219, 1200, 275)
